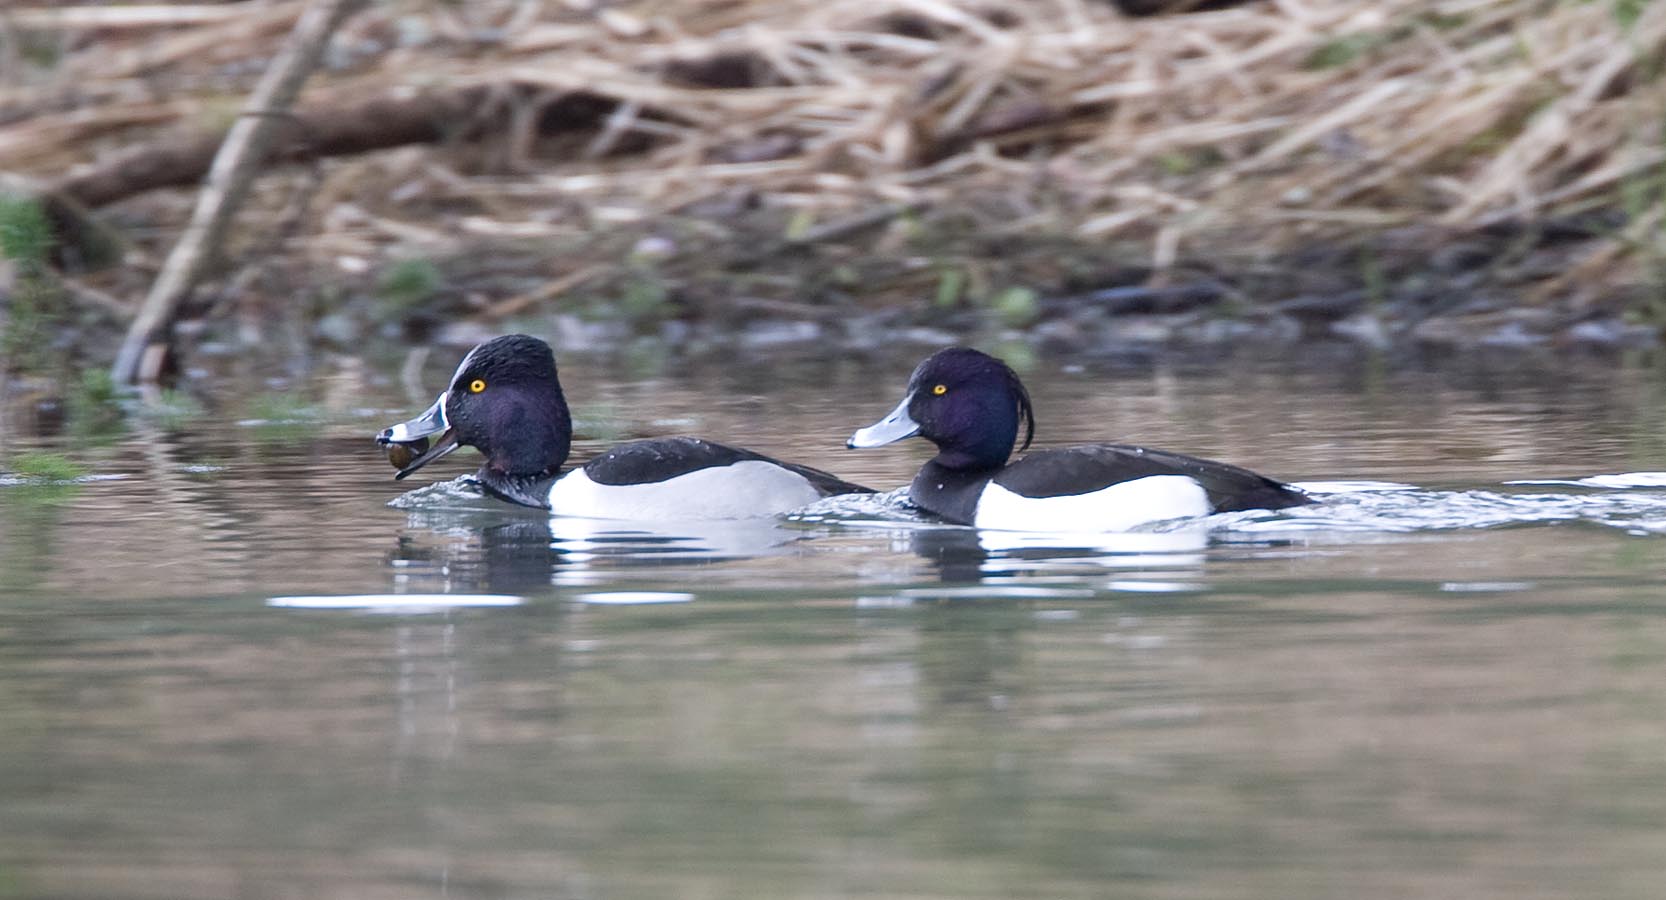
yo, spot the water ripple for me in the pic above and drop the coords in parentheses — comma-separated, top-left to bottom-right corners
(1228, 479, 1666, 536)
(801, 475, 1666, 538)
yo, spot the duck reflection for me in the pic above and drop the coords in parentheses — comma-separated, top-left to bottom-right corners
(389, 503, 810, 593)
(905, 524, 1209, 584)
(545, 515, 808, 586)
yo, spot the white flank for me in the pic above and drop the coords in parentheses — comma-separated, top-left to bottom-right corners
(547, 460, 823, 520)
(973, 475, 1210, 532)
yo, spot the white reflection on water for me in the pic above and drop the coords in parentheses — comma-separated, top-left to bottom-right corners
(572, 591, 696, 605)
(267, 593, 523, 613)
(0, 473, 129, 487)
(976, 524, 1207, 557)
(1507, 471, 1666, 488)
(549, 515, 800, 563)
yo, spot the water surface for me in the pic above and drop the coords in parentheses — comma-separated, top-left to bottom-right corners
(5, 348, 1666, 899)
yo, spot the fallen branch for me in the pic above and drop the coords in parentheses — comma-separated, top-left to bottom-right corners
(480, 265, 606, 321)
(54, 85, 615, 209)
(112, 0, 368, 385)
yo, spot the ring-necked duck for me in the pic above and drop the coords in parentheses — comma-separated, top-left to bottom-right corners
(847, 347, 1310, 530)
(378, 335, 871, 518)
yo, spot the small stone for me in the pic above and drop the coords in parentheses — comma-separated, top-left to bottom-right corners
(739, 320, 823, 349)
(315, 312, 362, 347)
(631, 235, 677, 260)
(1566, 318, 1660, 348)
(1108, 315, 1178, 344)
(385, 437, 430, 471)
(1478, 321, 1546, 348)
(1331, 313, 1390, 349)
(1032, 318, 1087, 352)
(899, 327, 959, 346)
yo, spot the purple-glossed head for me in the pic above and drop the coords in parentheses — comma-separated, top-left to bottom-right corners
(376, 334, 572, 480)
(847, 347, 1034, 471)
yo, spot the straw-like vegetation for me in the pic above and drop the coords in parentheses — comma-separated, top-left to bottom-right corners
(3, 0, 1665, 362)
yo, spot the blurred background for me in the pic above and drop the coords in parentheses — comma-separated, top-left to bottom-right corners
(3, 0, 1663, 388)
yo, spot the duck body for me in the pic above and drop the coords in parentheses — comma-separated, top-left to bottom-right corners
(547, 436, 858, 519)
(379, 335, 870, 519)
(850, 348, 1309, 531)
(911, 445, 1307, 530)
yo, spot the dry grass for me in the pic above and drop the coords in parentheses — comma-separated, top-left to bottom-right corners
(4, 0, 1665, 309)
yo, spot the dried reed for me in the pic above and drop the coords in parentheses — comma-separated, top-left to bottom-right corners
(3, 0, 1662, 299)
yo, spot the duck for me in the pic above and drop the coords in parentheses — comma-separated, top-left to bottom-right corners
(378, 334, 871, 518)
(846, 347, 1310, 530)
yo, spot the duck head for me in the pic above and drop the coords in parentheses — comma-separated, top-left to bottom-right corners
(848, 347, 1034, 470)
(378, 334, 572, 487)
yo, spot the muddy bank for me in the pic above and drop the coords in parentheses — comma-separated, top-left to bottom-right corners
(6, 146, 1661, 390)
(149, 201, 1666, 371)
(7, 199, 1658, 390)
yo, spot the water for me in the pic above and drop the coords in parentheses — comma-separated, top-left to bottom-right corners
(6, 348, 1666, 899)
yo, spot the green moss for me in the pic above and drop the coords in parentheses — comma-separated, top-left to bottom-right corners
(989, 286, 1040, 327)
(934, 267, 967, 308)
(0, 196, 52, 265)
(783, 209, 816, 241)
(245, 393, 324, 425)
(66, 369, 127, 438)
(8, 452, 85, 483)
(617, 272, 670, 321)
(136, 390, 206, 430)
(1303, 19, 1423, 71)
(1, 275, 64, 373)
(1417, 11, 1468, 31)
(1157, 151, 1196, 176)
(1613, 0, 1645, 30)
(1359, 248, 1387, 309)
(377, 257, 442, 311)
(0, 195, 68, 374)
(15, 28, 64, 70)
(1156, 148, 1225, 177)
(1304, 34, 1381, 70)
(829, 264, 862, 289)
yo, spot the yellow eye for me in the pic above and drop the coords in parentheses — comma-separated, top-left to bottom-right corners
(469, 378, 487, 394)
(932, 384, 947, 396)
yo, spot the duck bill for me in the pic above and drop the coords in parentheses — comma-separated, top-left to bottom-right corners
(847, 394, 920, 448)
(379, 392, 460, 480)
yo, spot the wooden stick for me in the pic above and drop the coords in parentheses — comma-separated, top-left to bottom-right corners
(111, 0, 367, 385)
(5, 5, 250, 29)
(479, 266, 607, 321)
